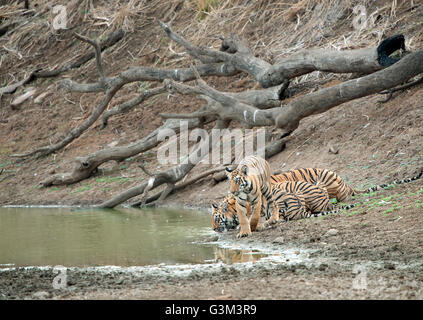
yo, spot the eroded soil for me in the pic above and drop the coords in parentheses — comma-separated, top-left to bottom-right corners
(1, 0, 423, 300)
(1, 180, 422, 300)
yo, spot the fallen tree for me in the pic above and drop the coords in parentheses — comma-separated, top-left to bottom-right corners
(39, 84, 286, 187)
(10, 19, 420, 208)
(10, 24, 404, 159)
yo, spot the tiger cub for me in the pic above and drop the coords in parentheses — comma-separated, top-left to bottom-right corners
(212, 191, 355, 232)
(211, 193, 299, 232)
(211, 195, 242, 233)
(271, 168, 423, 202)
(272, 181, 334, 216)
(271, 184, 355, 221)
(225, 155, 278, 238)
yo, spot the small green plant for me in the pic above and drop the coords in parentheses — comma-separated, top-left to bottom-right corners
(383, 207, 395, 215)
(0, 161, 12, 168)
(137, 81, 151, 92)
(330, 198, 338, 204)
(196, 0, 220, 19)
(95, 176, 133, 184)
(72, 183, 92, 193)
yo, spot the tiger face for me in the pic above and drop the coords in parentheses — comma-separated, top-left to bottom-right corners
(211, 196, 240, 232)
(225, 165, 253, 196)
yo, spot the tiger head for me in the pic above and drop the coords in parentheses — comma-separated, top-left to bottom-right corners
(211, 195, 239, 232)
(225, 165, 253, 196)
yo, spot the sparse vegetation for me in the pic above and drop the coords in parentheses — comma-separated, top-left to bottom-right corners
(0, 0, 422, 301)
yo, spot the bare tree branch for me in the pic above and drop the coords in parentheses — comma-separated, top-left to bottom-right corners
(73, 32, 106, 83)
(39, 118, 210, 187)
(158, 22, 402, 88)
(101, 85, 167, 127)
(97, 119, 230, 208)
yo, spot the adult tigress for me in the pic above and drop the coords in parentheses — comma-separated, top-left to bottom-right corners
(225, 155, 279, 238)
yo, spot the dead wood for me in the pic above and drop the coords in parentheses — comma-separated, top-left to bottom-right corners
(131, 166, 226, 207)
(39, 118, 209, 187)
(97, 120, 230, 208)
(377, 75, 423, 103)
(16, 20, 422, 211)
(164, 48, 423, 136)
(38, 83, 284, 187)
(158, 22, 402, 88)
(0, 70, 37, 96)
(0, 30, 123, 110)
(101, 85, 167, 128)
(33, 30, 124, 80)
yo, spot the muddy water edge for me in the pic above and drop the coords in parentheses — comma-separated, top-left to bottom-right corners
(1, 182, 423, 300)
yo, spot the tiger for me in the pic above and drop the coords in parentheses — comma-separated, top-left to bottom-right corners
(211, 195, 242, 233)
(270, 168, 423, 202)
(272, 181, 334, 215)
(271, 184, 356, 221)
(225, 155, 279, 238)
(213, 247, 263, 264)
(211, 190, 356, 232)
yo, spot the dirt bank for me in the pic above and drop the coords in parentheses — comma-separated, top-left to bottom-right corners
(1, 179, 422, 300)
(1, 0, 423, 300)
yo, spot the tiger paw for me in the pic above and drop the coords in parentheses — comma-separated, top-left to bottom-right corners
(263, 219, 278, 228)
(236, 230, 252, 238)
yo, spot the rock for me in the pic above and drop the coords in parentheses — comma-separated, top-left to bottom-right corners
(32, 291, 50, 299)
(272, 236, 285, 244)
(384, 262, 396, 270)
(207, 235, 219, 242)
(324, 228, 339, 237)
(318, 263, 328, 271)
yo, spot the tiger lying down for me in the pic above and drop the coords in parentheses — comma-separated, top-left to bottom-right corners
(212, 155, 423, 238)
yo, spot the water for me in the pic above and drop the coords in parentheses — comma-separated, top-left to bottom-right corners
(0, 206, 219, 268)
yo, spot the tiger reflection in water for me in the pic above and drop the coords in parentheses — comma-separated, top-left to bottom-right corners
(213, 247, 266, 264)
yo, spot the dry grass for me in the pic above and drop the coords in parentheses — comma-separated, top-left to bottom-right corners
(181, 0, 422, 61)
(0, 0, 422, 87)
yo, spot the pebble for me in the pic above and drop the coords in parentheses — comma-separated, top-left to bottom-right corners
(207, 235, 219, 242)
(384, 262, 396, 270)
(318, 263, 328, 271)
(324, 228, 339, 237)
(272, 236, 284, 244)
(32, 291, 50, 299)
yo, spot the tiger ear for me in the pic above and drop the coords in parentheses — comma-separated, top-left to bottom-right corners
(212, 203, 218, 209)
(225, 167, 233, 178)
(241, 165, 248, 175)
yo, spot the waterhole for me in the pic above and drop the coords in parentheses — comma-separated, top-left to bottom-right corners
(0, 206, 278, 268)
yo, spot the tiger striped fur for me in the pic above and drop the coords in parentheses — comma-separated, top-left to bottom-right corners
(271, 181, 334, 217)
(225, 155, 279, 238)
(211, 192, 356, 232)
(273, 187, 356, 221)
(270, 168, 423, 202)
(211, 195, 241, 232)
